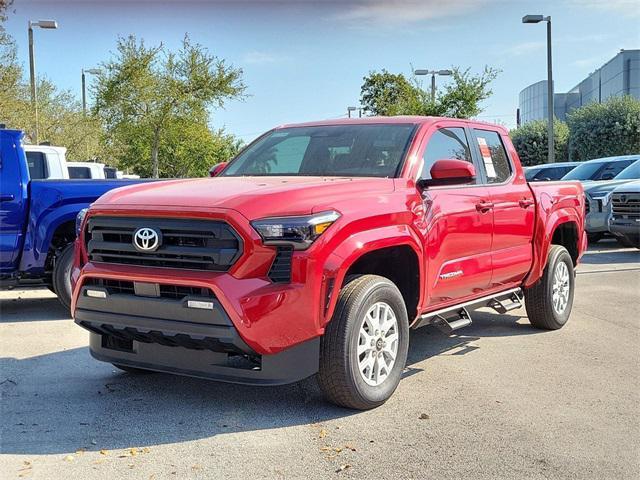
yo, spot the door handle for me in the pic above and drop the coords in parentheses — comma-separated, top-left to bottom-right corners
(519, 198, 535, 208)
(476, 201, 494, 212)
(0, 194, 15, 202)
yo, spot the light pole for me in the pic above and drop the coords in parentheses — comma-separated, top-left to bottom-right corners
(523, 14, 554, 163)
(414, 69, 453, 103)
(28, 19, 58, 144)
(82, 68, 102, 115)
(347, 106, 356, 118)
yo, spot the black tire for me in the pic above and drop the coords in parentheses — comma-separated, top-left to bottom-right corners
(587, 232, 603, 244)
(52, 243, 74, 312)
(524, 245, 575, 330)
(112, 363, 155, 374)
(317, 275, 409, 410)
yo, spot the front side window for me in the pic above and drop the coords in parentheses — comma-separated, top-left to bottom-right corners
(26, 151, 47, 179)
(473, 129, 512, 184)
(421, 127, 472, 180)
(222, 124, 416, 178)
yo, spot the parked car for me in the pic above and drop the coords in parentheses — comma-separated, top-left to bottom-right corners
(23, 144, 69, 179)
(608, 180, 640, 248)
(67, 161, 107, 179)
(524, 162, 579, 182)
(584, 159, 640, 242)
(561, 154, 639, 182)
(0, 128, 148, 309)
(72, 117, 586, 410)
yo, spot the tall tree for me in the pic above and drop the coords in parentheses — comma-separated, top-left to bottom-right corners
(360, 66, 499, 119)
(95, 35, 245, 178)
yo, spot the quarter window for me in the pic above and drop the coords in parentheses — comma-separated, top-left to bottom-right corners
(473, 129, 512, 184)
(421, 127, 472, 180)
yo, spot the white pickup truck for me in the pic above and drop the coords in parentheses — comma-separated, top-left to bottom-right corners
(23, 145, 69, 179)
(67, 161, 108, 179)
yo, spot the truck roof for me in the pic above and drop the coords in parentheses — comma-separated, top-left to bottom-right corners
(276, 116, 508, 133)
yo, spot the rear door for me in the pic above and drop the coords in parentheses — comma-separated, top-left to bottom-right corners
(470, 128, 534, 288)
(419, 123, 493, 307)
(0, 131, 29, 273)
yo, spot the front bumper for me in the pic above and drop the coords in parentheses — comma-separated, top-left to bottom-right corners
(75, 282, 320, 385)
(609, 219, 640, 237)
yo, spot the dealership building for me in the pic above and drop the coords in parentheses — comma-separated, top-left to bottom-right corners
(518, 49, 640, 125)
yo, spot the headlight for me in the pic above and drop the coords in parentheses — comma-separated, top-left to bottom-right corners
(76, 208, 88, 236)
(590, 191, 612, 207)
(251, 211, 340, 250)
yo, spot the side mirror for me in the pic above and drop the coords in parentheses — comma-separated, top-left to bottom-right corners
(418, 159, 476, 188)
(209, 162, 228, 177)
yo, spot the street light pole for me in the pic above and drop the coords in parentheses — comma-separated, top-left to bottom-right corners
(414, 69, 453, 104)
(82, 68, 101, 115)
(523, 14, 554, 163)
(27, 19, 58, 145)
(347, 106, 356, 118)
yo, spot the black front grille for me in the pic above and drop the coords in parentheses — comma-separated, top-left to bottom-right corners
(85, 278, 213, 300)
(612, 193, 640, 218)
(86, 217, 242, 271)
(268, 246, 293, 283)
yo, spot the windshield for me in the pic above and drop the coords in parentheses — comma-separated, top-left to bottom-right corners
(221, 124, 416, 178)
(614, 160, 640, 180)
(562, 161, 607, 180)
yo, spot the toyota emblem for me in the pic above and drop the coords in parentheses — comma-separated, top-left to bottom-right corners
(133, 227, 161, 252)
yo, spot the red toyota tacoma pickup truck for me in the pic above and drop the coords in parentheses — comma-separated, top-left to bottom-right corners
(71, 117, 586, 409)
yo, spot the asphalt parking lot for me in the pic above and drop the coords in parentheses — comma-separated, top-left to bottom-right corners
(1, 242, 639, 480)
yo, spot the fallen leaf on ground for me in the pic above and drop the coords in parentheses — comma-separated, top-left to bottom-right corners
(419, 413, 429, 420)
(64, 455, 74, 462)
(99, 449, 109, 455)
(318, 429, 328, 438)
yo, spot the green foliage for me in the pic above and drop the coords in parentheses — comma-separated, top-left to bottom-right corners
(94, 35, 246, 177)
(566, 96, 640, 161)
(510, 119, 569, 166)
(359, 66, 499, 118)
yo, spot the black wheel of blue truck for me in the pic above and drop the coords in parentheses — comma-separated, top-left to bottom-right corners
(317, 275, 409, 410)
(524, 245, 575, 330)
(52, 243, 74, 312)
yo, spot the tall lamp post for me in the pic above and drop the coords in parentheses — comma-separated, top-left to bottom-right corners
(414, 69, 453, 102)
(28, 19, 58, 144)
(523, 14, 554, 163)
(82, 68, 102, 115)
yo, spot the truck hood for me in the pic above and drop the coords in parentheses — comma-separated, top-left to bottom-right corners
(94, 176, 395, 219)
(583, 179, 636, 196)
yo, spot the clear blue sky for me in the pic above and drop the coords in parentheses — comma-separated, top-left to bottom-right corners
(5, 0, 640, 142)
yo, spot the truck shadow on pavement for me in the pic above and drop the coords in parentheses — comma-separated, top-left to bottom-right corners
(0, 295, 71, 322)
(1, 309, 536, 455)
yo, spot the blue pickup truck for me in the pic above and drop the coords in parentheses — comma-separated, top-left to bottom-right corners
(0, 128, 146, 309)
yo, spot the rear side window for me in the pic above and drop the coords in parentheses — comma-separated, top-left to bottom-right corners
(68, 166, 91, 179)
(422, 127, 472, 180)
(26, 151, 47, 179)
(473, 129, 512, 184)
(104, 167, 117, 179)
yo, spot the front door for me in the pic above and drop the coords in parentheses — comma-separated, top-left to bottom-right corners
(419, 124, 493, 307)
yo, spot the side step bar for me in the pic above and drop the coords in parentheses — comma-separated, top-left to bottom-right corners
(411, 287, 523, 331)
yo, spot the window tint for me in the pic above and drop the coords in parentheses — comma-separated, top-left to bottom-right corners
(473, 129, 512, 184)
(68, 166, 92, 179)
(104, 167, 117, 179)
(421, 127, 472, 180)
(595, 160, 634, 180)
(26, 151, 47, 179)
(222, 124, 415, 178)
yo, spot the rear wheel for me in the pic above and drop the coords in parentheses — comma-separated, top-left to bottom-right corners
(524, 245, 575, 330)
(52, 244, 74, 312)
(317, 275, 409, 410)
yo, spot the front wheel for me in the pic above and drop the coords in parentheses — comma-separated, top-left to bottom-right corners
(317, 275, 409, 410)
(52, 243, 74, 312)
(524, 245, 575, 330)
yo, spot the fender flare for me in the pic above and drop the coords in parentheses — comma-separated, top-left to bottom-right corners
(320, 225, 424, 325)
(524, 207, 582, 288)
